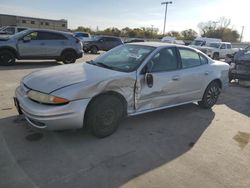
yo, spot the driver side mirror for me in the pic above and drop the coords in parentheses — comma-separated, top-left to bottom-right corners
(145, 73, 154, 88)
(23, 36, 31, 42)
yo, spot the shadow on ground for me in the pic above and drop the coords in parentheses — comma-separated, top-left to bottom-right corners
(0, 103, 214, 188)
(218, 83, 250, 117)
(0, 61, 62, 70)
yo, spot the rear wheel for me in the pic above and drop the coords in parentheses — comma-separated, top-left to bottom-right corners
(85, 95, 124, 138)
(198, 81, 221, 109)
(61, 51, 76, 64)
(90, 46, 98, 54)
(0, 50, 16, 66)
(212, 53, 219, 60)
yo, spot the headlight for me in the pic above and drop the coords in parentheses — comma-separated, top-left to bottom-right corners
(27, 90, 69, 105)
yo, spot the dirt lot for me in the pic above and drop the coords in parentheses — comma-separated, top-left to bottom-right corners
(0, 55, 250, 188)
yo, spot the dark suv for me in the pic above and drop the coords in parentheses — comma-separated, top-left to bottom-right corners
(82, 36, 123, 54)
(229, 46, 250, 82)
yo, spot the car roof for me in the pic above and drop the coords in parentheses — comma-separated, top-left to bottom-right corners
(128, 42, 193, 49)
(26, 28, 72, 35)
(97, 35, 121, 39)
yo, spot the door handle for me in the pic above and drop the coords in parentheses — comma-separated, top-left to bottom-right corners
(204, 71, 210, 75)
(40, 43, 45, 46)
(172, 75, 180, 81)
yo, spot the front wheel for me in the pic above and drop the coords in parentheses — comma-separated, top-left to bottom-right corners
(198, 81, 221, 109)
(85, 95, 124, 138)
(0, 50, 16, 66)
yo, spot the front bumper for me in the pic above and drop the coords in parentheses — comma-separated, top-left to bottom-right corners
(15, 86, 90, 130)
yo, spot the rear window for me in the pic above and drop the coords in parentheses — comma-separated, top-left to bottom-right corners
(75, 33, 89, 38)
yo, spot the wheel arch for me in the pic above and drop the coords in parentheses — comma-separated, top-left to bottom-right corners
(60, 48, 77, 57)
(0, 46, 19, 58)
(84, 91, 128, 122)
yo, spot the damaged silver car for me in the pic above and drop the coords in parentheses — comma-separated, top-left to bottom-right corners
(14, 42, 229, 138)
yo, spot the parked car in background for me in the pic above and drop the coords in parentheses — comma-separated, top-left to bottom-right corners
(82, 36, 123, 54)
(0, 29, 83, 66)
(0, 26, 28, 38)
(189, 37, 222, 49)
(161, 36, 185, 45)
(73, 32, 91, 42)
(229, 46, 250, 82)
(200, 42, 239, 60)
(124, 38, 145, 43)
(14, 42, 229, 138)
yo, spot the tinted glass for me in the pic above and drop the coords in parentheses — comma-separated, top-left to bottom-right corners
(150, 48, 178, 72)
(37, 32, 67, 40)
(221, 44, 226, 49)
(179, 49, 201, 68)
(17, 28, 27, 32)
(226, 44, 232, 49)
(4, 27, 15, 34)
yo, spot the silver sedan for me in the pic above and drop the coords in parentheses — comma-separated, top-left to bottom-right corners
(14, 42, 229, 138)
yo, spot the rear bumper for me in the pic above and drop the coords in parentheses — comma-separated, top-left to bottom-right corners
(77, 51, 83, 59)
(15, 86, 90, 130)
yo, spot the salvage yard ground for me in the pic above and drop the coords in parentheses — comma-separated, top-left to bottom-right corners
(0, 55, 250, 188)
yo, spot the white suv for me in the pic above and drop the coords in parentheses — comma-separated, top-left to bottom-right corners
(200, 42, 239, 60)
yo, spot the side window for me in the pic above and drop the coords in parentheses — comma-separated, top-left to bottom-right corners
(17, 28, 27, 32)
(37, 32, 67, 40)
(150, 48, 178, 73)
(199, 54, 208, 65)
(25, 32, 38, 40)
(4, 27, 15, 34)
(179, 48, 201, 68)
(226, 44, 232, 49)
(221, 44, 226, 49)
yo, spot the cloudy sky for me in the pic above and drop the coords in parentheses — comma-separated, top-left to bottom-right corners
(0, 0, 249, 41)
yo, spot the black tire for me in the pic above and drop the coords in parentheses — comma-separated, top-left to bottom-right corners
(90, 46, 98, 54)
(212, 53, 219, 60)
(198, 81, 221, 109)
(0, 50, 16, 66)
(61, 51, 76, 64)
(85, 95, 124, 138)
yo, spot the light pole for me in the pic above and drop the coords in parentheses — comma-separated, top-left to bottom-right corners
(151, 25, 154, 39)
(161, 1, 172, 36)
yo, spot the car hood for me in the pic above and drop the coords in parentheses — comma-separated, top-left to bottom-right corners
(22, 63, 126, 94)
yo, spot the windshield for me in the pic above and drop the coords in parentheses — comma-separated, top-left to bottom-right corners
(87, 44, 155, 72)
(207, 43, 221, 48)
(191, 40, 205, 46)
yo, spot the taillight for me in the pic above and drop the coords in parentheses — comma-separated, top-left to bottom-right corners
(73, 36, 80, 43)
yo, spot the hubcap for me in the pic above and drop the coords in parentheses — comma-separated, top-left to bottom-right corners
(100, 110, 115, 126)
(65, 54, 73, 63)
(207, 86, 220, 105)
(0, 54, 12, 64)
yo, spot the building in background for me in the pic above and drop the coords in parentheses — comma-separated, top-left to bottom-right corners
(0, 14, 68, 31)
